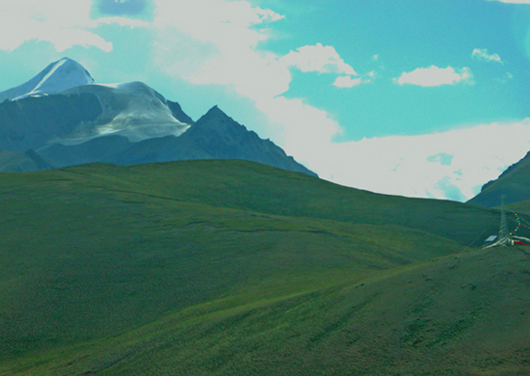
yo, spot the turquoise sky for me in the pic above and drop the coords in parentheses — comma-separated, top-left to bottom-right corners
(1, 0, 530, 201)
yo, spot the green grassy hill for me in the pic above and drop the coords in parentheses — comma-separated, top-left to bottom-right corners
(0, 160, 527, 375)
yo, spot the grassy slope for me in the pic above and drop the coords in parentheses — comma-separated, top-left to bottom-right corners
(0, 160, 524, 375)
(33, 247, 529, 376)
(49, 160, 499, 244)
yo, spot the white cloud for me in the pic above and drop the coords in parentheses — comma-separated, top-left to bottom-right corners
(395, 65, 474, 87)
(333, 76, 363, 88)
(333, 71, 375, 88)
(472, 48, 503, 64)
(280, 43, 357, 76)
(151, 0, 290, 102)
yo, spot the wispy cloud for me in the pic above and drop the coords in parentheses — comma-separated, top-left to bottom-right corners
(395, 66, 474, 87)
(472, 48, 503, 64)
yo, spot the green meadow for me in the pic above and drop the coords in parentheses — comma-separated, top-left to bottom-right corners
(1, 160, 528, 375)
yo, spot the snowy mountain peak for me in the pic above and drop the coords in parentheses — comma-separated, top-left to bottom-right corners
(0, 57, 94, 102)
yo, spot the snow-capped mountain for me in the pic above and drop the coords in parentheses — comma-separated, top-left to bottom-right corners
(0, 58, 94, 102)
(0, 59, 192, 151)
(0, 58, 316, 177)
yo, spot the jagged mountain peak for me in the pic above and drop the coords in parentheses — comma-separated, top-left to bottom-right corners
(195, 105, 239, 129)
(186, 106, 252, 140)
(201, 105, 229, 120)
(0, 57, 94, 102)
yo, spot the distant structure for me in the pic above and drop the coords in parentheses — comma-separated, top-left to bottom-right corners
(484, 195, 530, 248)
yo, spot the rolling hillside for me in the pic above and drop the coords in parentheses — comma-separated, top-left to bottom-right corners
(0, 160, 527, 375)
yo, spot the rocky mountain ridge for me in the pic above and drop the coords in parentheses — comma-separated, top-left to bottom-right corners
(0, 58, 316, 176)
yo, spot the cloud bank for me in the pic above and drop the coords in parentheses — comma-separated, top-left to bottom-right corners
(317, 119, 530, 201)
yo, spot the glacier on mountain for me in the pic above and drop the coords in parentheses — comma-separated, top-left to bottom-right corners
(58, 81, 190, 144)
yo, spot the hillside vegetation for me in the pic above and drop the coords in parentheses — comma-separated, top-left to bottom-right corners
(0, 160, 527, 375)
